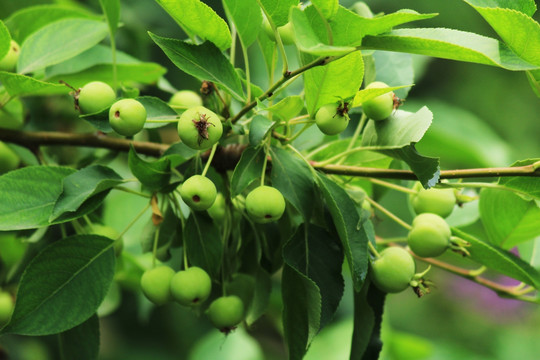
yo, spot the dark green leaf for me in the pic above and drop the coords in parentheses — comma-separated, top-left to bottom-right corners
(50, 165, 123, 221)
(0, 166, 75, 230)
(141, 207, 182, 257)
(18, 18, 109, 74)
(149, 33, 244, 101)
(249, 115, 274, 146)
(99, 0, 120, 36)
(230, 146, 265, 196)
(479, 188, 540, 249)
(316, 173, 371, 291)
(381, 146, 440, 188)
(1, 235, 115, 336)
(246, 268, 272, 325)
(137, 96, 178, 129)
(162, 142, 199, 167)
(452, 227, 540, 288)
(155, 0, 231, 50)
(223, 0, 262, 47)
(58, 314, 100, 360)
(270, 146, 315, 220)
(128, 146, 171, 192)
(283, 224, 344, 329)
(362, 28, 539, 71)
(183, 212, 222, 278)
(80, 108, 112, 132)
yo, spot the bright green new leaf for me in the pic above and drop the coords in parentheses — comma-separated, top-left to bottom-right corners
(17, 18, 109, 74)
(223, 0, 262, 48)
(302, 51, 364, 115)
(259, 0, 299, 27)
(128, 146, 171, 192)
(155, 0, 231, 50)
(480, 188, 540, 249)
(0, 166, 75, 230)
(149, 33, 244, 101)
(230, 146, 265, 196)
(99, 0, 120, 36)
(0, 21, 11, 60)
(58, 314, 100, 360)
(362, 28, 539, 71)
(0, 72, 69, 97)
(1, 235, 115, 336)
(316, 173, 371, 291)
(264, 96, 304, 120)
(361, 107, 432, 149)
(4, 5, 100, 43)
(463, 0, 537, 15)
(50, 165, 124, 221)
(463, 1, 540, 66)
(498, 159, 540, 200)
(311, 0, 339, 19)
(352, 85, 410, 108)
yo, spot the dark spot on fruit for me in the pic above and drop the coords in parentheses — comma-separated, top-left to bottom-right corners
(115, 110, 120, 118)
(192, 297, 199, 303)
(265, 214, 272, 219)
(12, 46, 18, 53)
(192, 195, 201, 202)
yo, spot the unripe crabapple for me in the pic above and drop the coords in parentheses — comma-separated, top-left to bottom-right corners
(109, 99, 147, 136)
(179, 175, 217, 211)
(370, 246, 415, 293)
(77, 81, 116, 114)
(245, 186, 286, 223)
(362, 81, 394, 121)
(177, 106, 222, 150)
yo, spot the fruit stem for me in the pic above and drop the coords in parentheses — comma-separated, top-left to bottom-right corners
(241, 40, 252, 104)
(151, 226, 160, 268)
(369, 178, 418, 195)
(367, 241, 381, 258)
(337, 113, 367, 166)
(438, 181, 532, 199)
(113, 186, 152, 198)
(364, 197, 413, 231)
(282, 122, 314, 145)
(314, 146, 373, 167)
(468, 266, 486, 277)
(201, 143, 219, 177)
(260, 140, 270, 186)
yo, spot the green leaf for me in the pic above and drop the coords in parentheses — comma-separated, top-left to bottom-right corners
(155, 0, 231, 50)
(137, 96, 178, 129)
(128, 146, 171, 192)
(99, 0, 120, 37)
(1, 235, 115, 336)
(302, 51, 364, 115)
(17, 18, 109, 74)
(223, 0, 262, 48)
(452, 227, 540, 288)
(362, 28, 539, 71)
(4, 4, 99, 43)
(311, 0, 339, 19)
(259, 0, 299, 27)
(245, 268, 272, 326)
(361, 107, 432, 148)
(372, 51, 414, 98)
(149, 33, 244, 101)
(311, 139, 393, 169)
(283, 225, 344, 329)
(270, 146, 315, 220)
(0, 96, 24, 130)
(0, 21, 10, 60)
(0, 166, 75, 230)
(526, 69, 540, 97)
(265, 96, 304, 120)
(183, 212, 223, 278)
(58, 314, 100, 360)
(316, 173, 371, 291)
(291, 7, 356, 56)
(350, 280, 386, 360)
(381, 146, 440, 188)
(0, 72, 69, 97)
(498, 159, 540, 200)
(230, 146, 265, 196)
(463, 0, 540, 66)
(162, 142, 199, 167)
(352, 85, 410, 108)
(141, 207, 182, 258)
(50, 165, 123, 222)
(282, 265, 321, 360)
(479, 188, 540, 249)
(249, 115, 274, 146)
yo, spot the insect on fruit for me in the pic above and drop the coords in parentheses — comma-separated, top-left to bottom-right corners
(193, 113, 215, 146)
(392, 94, 404, 111)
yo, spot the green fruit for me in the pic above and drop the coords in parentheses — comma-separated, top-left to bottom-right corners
(408, 213, 451, 258)
(315, 103, 349, 135)
(207, 295, 244, 332)
(245, 186, 286, 223)
(180, 175, 217, 211)
(0, 291, 14, 326)
(109, 99, 147, 136)
(86, 224, 123, 257)
(0, 141, 20, 174)
(169, 90, 203, 112)
(370, 247, 415, 293)
(0, 40, 20, 72)
(410, 182, 456, 218)
(207, 192, 226, 222)
(263, 19, 295, 45)
(177, 106, 222, 150)
(170, 266, 212, 306)
(78, 81, 116, 114)
(362, 81, 394, 121)
(140, 266, 175, 305)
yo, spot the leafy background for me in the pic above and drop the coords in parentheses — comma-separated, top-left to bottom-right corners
(0, 0, 539, 359)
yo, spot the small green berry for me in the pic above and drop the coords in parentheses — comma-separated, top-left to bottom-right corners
(0, 291, 14, 326)
(408, 213, 451, 258)
(109, 99, 147, 136)
(370, 247, 415, 293)
(315, 103, 349, 135)
(207, 295, 244, 333)
(410, 182, 456, 218)
(362, 81, 394, 121)
(177, 106, 222, 150)
(0, 40, 20, 72)
(78, 81, 116, 114)
(0, 141, 20, 174)
(180, 175, 217, 211)
(169, 90, 203, 112)
(245, 186, 286, 223)
(170, 267, 212, 307)
(140, 266, 175, 305)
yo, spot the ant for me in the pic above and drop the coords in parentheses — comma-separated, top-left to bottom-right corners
(192, 113, 215, 146)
